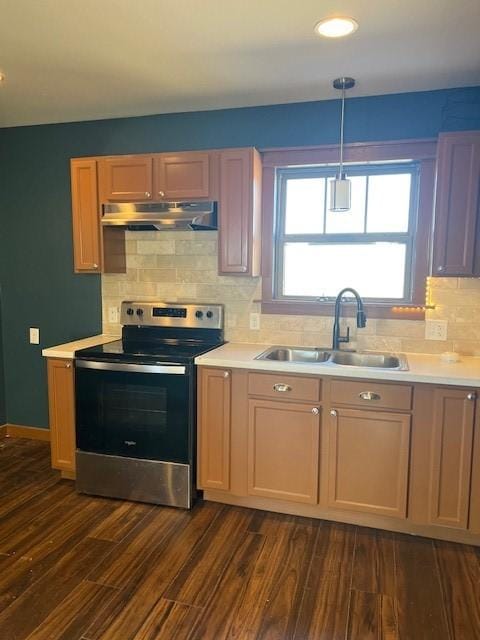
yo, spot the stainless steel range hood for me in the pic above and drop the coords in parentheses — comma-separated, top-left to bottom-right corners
(101, 201, 217, 231)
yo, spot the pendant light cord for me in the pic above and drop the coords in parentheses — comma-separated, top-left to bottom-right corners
(339, 84, 345, 177)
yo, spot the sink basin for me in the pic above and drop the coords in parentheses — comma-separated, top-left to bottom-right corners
(255, 346, 408, 370)
(329, 351, 408, 370)
(255, 347, 332, 363)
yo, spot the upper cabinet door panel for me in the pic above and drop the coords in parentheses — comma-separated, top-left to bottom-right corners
(432, 131, 480, 276)
(70, 159, 101, 273)
(98, 156, 153, 202)
(218, 148, 262, 276)
(154, 152, 211, 199)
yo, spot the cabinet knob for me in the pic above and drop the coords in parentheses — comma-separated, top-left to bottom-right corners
(467, 392, 476, 401)
(240, 266, 248, 273)
(311, 407, 319, 415)
(273, 383, 292, 393)
(92, 263, 99, 269)
(437, 265, 444, 272)
(158, 190, 165, 197)
(223, 371, 230, 378)
(65, 363, 72, 369)
(359, 391, 381, 401)
(330, 409, 338, 417)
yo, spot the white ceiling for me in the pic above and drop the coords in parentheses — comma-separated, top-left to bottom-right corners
(0, 0, 479, 127)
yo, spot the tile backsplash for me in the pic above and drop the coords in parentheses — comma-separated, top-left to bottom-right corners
(102, 231, 480, 356)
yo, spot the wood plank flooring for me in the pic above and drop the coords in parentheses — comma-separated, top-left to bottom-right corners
(0, 437, 479, 639)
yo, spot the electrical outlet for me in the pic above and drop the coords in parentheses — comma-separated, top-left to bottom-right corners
(425, 319, 448, 341)
(29, 328, 40, 344)
(249, 313, 261, 330)
(108, 306, 119, 324)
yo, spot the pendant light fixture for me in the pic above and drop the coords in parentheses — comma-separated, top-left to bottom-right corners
(329, 76, 355, 212)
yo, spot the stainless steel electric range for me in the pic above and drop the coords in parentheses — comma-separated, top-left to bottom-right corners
(74, 301, 224, 508)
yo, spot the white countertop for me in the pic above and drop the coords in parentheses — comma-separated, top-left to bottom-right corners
(195, 343, 480, 387)
(42, 334, 119, 359)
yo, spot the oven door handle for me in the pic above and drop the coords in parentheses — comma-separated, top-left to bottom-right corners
(75, 360, 186, 375)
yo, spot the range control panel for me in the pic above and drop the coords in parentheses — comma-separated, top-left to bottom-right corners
(120, 301, 224, 330)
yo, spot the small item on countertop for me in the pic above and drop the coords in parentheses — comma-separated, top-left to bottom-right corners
(440, 351, 460, 363)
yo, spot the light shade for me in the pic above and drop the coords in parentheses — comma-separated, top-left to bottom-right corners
(329, 177, 351, 212)
(314, 17, 358, 38)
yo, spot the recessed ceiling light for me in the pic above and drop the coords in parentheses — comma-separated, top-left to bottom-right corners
(314, 16, 358, 38)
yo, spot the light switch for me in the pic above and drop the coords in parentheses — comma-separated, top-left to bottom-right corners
(29, 327, 40, 344)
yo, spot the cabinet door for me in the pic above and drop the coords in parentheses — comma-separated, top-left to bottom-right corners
(432, 131, 480, 276)
(327, 408, 410, 518)
(154, 152, 210, 199)
(47, 358, 76, 473)
(70, 159, 101, 273)
(198, 368, 231, 491)
(98, 156, 153, 201)
(218, 148, 262, 276)
(248, 399, 320, 504)
(429, 388, 476, 529)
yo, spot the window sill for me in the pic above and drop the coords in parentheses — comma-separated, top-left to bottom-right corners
(261, 300, 426, 321)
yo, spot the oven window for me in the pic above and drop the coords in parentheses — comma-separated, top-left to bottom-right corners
(76, 367, 191, 463)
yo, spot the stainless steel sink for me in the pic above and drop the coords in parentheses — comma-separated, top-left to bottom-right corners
(256, 347, 332, 363)
(255, 346, 408, 370)
(329, 351, 408, 370)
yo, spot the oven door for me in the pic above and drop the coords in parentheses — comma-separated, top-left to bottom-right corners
(75, 360, 192, 464)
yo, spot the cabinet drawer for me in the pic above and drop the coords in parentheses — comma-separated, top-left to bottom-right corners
(330, 379, 412, 411)
(248, 372, 321, 402)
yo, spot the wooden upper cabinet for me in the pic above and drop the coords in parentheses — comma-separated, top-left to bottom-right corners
(247, 399, 320, 504)
(98, 155, 153, 202)
(429, 387, 476, 529)
(153, 152, 211, 199)
(47, 358, 76, 473)
(198, 367, 231, 491)
(432, 131, 480, 277)
(218, 148, 262, 276)
(70, 159, 101, 273)
(327, 408, 411, 518)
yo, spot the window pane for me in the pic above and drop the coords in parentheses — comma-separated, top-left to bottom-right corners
(285, 178, 325, 234)
(283, 242, 407, 299)
(366, 174, 411, 232)
(325, 175, 367, 234)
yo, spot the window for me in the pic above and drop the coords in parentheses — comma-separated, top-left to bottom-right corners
(261, 141, 436, 318)
(275, 164, 419, 304)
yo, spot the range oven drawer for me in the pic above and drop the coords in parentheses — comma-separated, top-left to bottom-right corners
(75, 359, 193, 464)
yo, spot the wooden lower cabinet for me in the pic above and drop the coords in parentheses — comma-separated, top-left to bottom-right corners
(326, 407, 411, 518)
(428, 387, 476, 528)
(247, 399, 320, 504)
(197, 367, 480, 544)
(198, 367, 231, 491)
(47, 358, 76, 473)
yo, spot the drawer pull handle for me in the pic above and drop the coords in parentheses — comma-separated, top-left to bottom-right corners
(359, 391, 381, 401)
(273, 383, 292, 393)
(124, 440, 136, 446)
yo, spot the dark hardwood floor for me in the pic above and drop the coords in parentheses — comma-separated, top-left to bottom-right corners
(0, 437, 479, 640)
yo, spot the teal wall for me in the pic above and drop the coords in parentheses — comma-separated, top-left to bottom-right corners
(0, 85, 479, 428)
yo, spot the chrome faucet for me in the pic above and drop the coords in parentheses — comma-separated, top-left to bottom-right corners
(332, 288, 367, 350)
